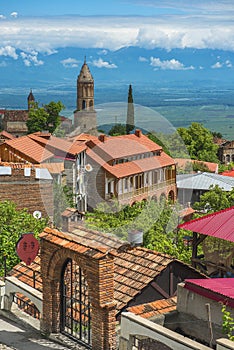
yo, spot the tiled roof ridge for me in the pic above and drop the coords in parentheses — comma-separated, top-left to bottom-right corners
(40, 226, 125, 255)
(127, 296, 177, 318)
(0, 162, 40, 169)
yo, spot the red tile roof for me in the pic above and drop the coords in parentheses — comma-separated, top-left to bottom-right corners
(40, 162, 64, 174)
(0, 162, 39, 169)
(28, 134, 86, 156)
(3, 136, 54, 163)
(178, 206, 234, 243)
(0, 131, 15, 140)
(3, 110, 28, 121)
(175, 158, 218, 173)
(87, 148, 175, 178)
(127, 297, 177, 319)
(11, 225, 204, 314)
(221, 170, 234, 177)
(184, 278, 234, 307)
(87, 133, 162, 159)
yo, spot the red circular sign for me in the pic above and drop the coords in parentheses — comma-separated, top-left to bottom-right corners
(16, 233, 39, 265)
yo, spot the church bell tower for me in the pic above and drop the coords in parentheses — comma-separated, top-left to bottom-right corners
(74, 58, 97, 134)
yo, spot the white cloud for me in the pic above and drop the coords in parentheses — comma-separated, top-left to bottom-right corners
(150, 57, 194, 70)
(0, 46, 18, 59)
(98, 49, 108, 55)
(139, 56, 148, 62)
(211, 61, 223, 69)
(0, 15, 233, 53)
(20, 51, 44, 66)
(92, 58, 117, 69)
(10, 12, 18, 18)
(226, 60, 232, 68)
(0, 15, 6, 20)
(61, 57, 79, 68)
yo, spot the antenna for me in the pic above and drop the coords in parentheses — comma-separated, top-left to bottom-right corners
(33, 210, 42, 219)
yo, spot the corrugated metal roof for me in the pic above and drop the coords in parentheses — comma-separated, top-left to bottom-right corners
(184, 278, 234, 306)
(178, 206, 234, 242)
(177, 172, 234, 191)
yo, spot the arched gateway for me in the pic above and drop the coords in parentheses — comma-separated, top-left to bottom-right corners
(61, 259, 91, 347)
(39, 227, 117, 350)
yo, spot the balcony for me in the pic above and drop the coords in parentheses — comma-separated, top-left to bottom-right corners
(115, 179, 175, 202)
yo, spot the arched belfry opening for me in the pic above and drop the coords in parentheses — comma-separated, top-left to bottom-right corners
(40, 227, 117, 350)
(74, 58, 97, 134)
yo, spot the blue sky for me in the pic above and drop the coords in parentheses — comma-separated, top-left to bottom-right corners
(0, 0, 185, 16)
(0, 0, 233, 73)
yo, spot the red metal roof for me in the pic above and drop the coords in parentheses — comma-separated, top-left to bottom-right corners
(184, 278, 234, 307)
(178, 206, 234, 242)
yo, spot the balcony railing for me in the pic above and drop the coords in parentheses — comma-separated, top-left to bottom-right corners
(111, 179, 175, 201)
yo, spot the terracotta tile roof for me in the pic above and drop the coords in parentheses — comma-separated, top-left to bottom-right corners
(221, 170, 234, 177)
(3, 110, 28, 122)
(0, 162, 40, 169)
(10, 255, 42, 292)
(179, 206, 195, 219)
(28, 134, 86, 156)
(175, 158, 218, 173)
(66, 133, 99, 143)
(10, 226, 203, 315)
(3, 136, 54, 163)
(87, 132, 162, 160)
(61, 208, 81, 218)
(127, 297, 177, 319)
(87, 148, 175, 178)
(40, 162, 64, 174)
(0, 131, 15, 140)
(113, 247, 175, 312)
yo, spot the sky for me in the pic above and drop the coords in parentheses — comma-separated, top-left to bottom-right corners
(0, 1, 233, 72)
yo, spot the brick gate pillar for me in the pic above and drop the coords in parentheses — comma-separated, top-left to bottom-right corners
(87, 256, 117, 350)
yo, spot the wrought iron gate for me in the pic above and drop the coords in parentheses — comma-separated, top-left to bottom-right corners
(61, 259, 91, 348)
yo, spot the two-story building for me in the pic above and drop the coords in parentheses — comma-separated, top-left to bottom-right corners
(79, 130, 176, 210)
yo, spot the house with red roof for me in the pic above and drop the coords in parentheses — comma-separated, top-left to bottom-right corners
(83, 129, 176, 209)
(120, 278, 234, 349)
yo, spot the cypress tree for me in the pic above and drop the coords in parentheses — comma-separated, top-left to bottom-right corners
(126, 84, 135, 134)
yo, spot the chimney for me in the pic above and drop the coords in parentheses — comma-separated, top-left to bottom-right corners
(99, 134, 107, 142)
(135, 129, 142, 137)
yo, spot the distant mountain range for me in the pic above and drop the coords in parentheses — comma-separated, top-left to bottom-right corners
(1, 46, 234, 86)
(0, 46, 233, 111)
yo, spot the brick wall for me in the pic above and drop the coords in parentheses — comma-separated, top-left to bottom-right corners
(40, 236, 117, 349)
(0, 168, 53, 219)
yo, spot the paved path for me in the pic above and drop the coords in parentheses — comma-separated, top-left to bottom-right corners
(0, 315, 73, 350)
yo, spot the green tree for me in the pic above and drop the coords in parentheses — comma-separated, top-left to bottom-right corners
(126, 84, 135, 134)
(108, 123, 126, 136)
(27, 101, 65, 134)
(192, 161, 209, 172)
(193, 185, 233, 213)
(178, 123, 219, 163)
(222, 304, 234, 341)
(0, 201, 47, 276)
(86, 200, 192, 263)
